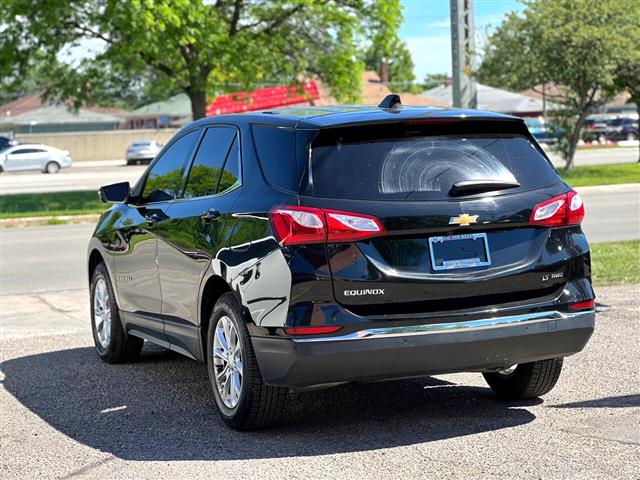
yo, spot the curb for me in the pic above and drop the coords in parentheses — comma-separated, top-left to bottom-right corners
(575, 183, 640, 193)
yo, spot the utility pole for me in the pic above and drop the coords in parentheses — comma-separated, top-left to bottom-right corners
(450, 0, 477, 109)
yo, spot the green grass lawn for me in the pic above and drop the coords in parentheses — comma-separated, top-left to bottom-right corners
(0, 191, 106, 219)
(591, 240, 640, 286)
(559, 163, 640, 187)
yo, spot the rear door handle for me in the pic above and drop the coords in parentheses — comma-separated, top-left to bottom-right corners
(201, 208, 221, 221)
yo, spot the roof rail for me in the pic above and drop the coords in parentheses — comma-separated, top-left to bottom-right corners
(378, 94, 402, 109)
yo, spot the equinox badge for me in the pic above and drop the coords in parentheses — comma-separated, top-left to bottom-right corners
(449, 213, 479, 226)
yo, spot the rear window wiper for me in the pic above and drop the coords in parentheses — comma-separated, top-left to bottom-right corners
(449, 179, 520, 196)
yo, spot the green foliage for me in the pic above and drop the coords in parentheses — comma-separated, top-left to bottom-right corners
(477, 0, 640, 169)
(0, 191, 105, 219)
(591, 240, 640, 286)
(1, 0, 403, 117)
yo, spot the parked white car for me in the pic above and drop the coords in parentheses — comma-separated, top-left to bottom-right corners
(125, 140, 163, 165)
(0, 144, 72, 174)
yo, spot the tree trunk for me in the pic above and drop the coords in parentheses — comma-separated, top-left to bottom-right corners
(188, 88, 207, 121)
(564, 112, 587, 171)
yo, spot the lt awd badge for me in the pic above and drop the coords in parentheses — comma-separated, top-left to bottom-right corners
(449, 213, 479, 227)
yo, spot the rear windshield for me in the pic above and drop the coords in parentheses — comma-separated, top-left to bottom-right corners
(306, 123, 562, 200)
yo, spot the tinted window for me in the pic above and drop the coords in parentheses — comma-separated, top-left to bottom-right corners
(12, 149, 35, 154)
(142, 130, 198, 202)
(184, 127, 237, 198)
(307, 124, 562, 200)
(251, 125, 297, 191)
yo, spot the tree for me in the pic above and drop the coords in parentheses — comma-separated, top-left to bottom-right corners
(477, 0, 638, 170)
(1, 0, 401, 119)
(365, 39, 417, 92)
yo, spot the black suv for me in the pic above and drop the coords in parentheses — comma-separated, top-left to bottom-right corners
(88, 97, 595, 430)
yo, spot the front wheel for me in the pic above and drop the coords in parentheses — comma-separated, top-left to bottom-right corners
(206, 292, 288, 430)
(45, 161, 60, 174)
(90, 262, 143, 363)
(483, 358, 563, 399)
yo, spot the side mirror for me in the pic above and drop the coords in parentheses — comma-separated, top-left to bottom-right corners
(99, 182, 130, 204)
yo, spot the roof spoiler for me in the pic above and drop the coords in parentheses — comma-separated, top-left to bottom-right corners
(378, 94, 402, 109)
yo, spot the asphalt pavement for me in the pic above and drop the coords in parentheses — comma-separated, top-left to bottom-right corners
(0, 147, 637, 195)
(1, 278, 638, 478)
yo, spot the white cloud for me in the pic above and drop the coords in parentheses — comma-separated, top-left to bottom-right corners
(405, 34, 452, 78)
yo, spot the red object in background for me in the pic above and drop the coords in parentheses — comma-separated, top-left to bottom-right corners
(206, 81, 320, 116)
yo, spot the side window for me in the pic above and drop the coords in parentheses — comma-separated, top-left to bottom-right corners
(184, 127, 238, 198)
(142, 130, 198, 203)
(251, 125, 297, 191)
(12, 149, 32, 155)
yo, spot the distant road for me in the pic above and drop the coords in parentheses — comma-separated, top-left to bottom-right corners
(0, 161, 146, 195)
(0, 147, 638, 195)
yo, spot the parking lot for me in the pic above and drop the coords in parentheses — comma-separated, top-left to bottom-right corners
(1, 223, 639, 479)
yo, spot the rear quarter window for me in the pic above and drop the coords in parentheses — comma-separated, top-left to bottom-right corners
(251, 125, 299, 191)
(306, 123, 562, 200)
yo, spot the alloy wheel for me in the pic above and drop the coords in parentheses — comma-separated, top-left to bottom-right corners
(213, 316, 243, 408)
(93, 278, 111, 348)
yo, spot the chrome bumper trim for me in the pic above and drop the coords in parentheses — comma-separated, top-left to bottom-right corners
(291, 310, 594, 343)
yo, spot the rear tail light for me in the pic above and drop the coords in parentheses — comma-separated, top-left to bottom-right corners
(568, 299, 596, 311)
(283, 326, 343, 335)
(530, 190, 585, 227)
(269, 206, 386, 246)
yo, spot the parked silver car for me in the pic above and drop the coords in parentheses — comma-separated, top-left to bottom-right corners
(125, 140, 163, 165)
(0, 144, 72, 174)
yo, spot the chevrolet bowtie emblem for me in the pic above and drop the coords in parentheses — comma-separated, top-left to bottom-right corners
(449, 213, 479, 226)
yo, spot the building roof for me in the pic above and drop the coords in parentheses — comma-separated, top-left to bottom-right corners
(128, 94, 193, 118)
(206, 81, 320, 116)
(5, 105, 122, 125)
(0, 93, 128, 118)
(422, 83, 545, 114)
(315, 71, 447, 108)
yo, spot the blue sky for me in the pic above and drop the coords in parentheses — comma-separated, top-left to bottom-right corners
(399, 0, 524, 79)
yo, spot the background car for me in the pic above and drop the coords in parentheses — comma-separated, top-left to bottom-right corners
(606, 117, 638, 141)
(125, 140, 163, 165)
(0, 134, 18, 152)
(524, 117, 561, 144)
(581, 117, 610, 143)
(0, 143, 72, 173)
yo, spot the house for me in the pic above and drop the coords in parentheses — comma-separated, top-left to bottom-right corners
(126, 94, 193, 129)
(422, 82, 545, 117)
(0, 93, 127, 133)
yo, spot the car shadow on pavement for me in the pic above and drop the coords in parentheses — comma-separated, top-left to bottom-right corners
(1, 345, 539, 461)
(552, 394, 640, 409)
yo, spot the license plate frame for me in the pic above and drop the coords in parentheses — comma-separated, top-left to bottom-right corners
(428, 233, 492, 271)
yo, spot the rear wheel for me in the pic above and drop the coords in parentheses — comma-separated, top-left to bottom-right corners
(483, 358, 563, 399)
(90, 262, 143, 363)
(45, 161, 60, 174)
(206, 292, 287, 430)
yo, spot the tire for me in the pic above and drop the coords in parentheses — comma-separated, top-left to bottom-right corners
(45, 161, 60, 174)
(90, 262, 143, 363)
(483, 358, 563, 399)
(206, 292, 288, 430)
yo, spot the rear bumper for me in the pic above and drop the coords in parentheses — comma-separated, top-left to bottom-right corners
(252, 310, 595, 390)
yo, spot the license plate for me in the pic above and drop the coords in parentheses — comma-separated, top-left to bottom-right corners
(428, 233, 491, 271)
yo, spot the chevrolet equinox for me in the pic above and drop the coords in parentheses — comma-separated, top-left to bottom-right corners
(88, 96, 595, 430)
